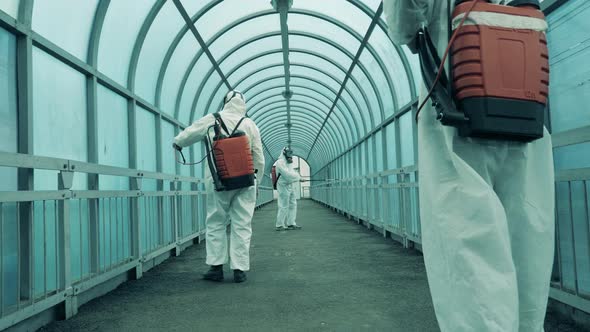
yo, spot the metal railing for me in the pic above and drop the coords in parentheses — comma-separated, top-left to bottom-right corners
(0, 151, 274, 330)
(310, 166, 420, 249)
(311, 164, 590, 314)
(550, 167, 590, 313)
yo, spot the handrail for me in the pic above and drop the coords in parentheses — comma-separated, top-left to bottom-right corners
(0, 151, 201, 183)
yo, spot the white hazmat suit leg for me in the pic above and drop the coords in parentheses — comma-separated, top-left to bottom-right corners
(205, 181, 256, 271)
(275, 150, 301, 228)
(383, 1, 555, 331)
(174, 91, 265, 272)
(276, 182, 298, 228)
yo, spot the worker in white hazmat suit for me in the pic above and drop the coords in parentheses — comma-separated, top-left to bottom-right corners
(173, 90, 265, 283)
(275, 147, 302, 231)
(383, 0, 555, 330)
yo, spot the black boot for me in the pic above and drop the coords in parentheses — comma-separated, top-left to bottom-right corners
(203, 265, 224, 282)
(234, 270, 247, 283)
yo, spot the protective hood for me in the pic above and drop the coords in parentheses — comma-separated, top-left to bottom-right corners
(277, 147, 293, 164)
(222, 91, 247, 116)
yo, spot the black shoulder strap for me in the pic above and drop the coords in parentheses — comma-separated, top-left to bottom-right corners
(213, 112, 230, 136)
(230, 117, 248, 136)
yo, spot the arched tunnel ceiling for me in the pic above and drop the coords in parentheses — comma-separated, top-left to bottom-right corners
(34, 0, 421, 171)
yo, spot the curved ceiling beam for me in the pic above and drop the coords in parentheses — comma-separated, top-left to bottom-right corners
(182, 10, 395, 124)
(250, 95, 356, 145)
(155, 0, 415, 121)
(193, 31, 378, 129)
(264, 130, 331, 165)
(246, 83, 362, 138)
(263, 128, 332, 166)
(243, 76, 369, 135)
(251, 100, 352, 149)
(256, 106, 348, 152)
(88, 0, 110, 67)
(219, 47, 375, 128)
(228, 61, 379, 133)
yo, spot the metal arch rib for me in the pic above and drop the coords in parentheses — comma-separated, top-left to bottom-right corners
(169, 8, 406, 125)
(249, 96, 353, 149)
(249, 93, 357, 144)
(242, 72, 369, 137)
(255, 105, 348, 152)
(243, 75, 366, 137)
(128, 0, 166, 90)
(221, 49, 375, 132)
(233, 61, 371, 135)
(87, 0, 110, 67)
(190, 30, 377, 131)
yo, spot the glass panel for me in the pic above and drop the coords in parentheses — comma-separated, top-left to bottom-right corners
(161, 120, 176, 174)
(368, 28, 410, 109)
(0, 27, 17, 191)
(556, 182, 575, 291)
(137, 106, 158, 191)
(290, 35, 352, 69)
(292, 0, 371, 35)
(228, 53, 284, 86)
(160, 32, 202, 115)
(220, 36, 282, 73)
(385, 122, 397, 169)
(376, 133, 384, 171)
(210, 15, 281, 59)
(403, 45, 421, 99)
(0, 0, 19, 18)
(32, 47, 87, 190)
(178, 57, 218, 124)
(359, 50, 391, 120)
(554, 142, 590, 171)
(98, 0, 155, 86)
(399, 112, 415, 167)
(547, 0, 590, 133)
(194, 72, 223, 119)
(236, 66, 284, 93)
(290, 52, 346, 82)
(367, 137, 375, 172)
(97, 84, 129, 190)
(289, 13, 360, 52)
(247, 86, 285, 110)
(194, 0, 271, 41)
(243, 77, 284, 99)
(339, 89, 365, 131)
(291, 65, 341, 92)
(344, 79, 371, 129)
(352, 66, 380, 126)
(135, 1, 185, 104)
(32, 0, 99, 61)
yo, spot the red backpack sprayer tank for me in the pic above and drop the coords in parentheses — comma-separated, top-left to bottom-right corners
(416, 0, 549, 141)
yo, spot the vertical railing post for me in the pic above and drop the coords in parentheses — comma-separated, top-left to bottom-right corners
(171, 179, 181, 256)
(58, 170, 75, 318)
(130, 176, 143, 279)
(16, 1, 34, 305)
(401, 171, 412, 249)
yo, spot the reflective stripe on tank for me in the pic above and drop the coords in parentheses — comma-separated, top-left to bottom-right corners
(452, 11, 548, 32)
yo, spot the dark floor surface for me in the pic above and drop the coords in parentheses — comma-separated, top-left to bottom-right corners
(41, 200, 584, 331)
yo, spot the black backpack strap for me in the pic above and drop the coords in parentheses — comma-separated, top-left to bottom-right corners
(213, 112, 230, 136)
(230, 117, 248, 136)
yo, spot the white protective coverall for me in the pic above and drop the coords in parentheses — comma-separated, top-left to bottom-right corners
(275, 150, 301, 228)
(174, 92, 265, 271)
(383, 1, 555, 331)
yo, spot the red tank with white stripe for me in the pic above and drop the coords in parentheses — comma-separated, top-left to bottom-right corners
(450, 0, 549, 139)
